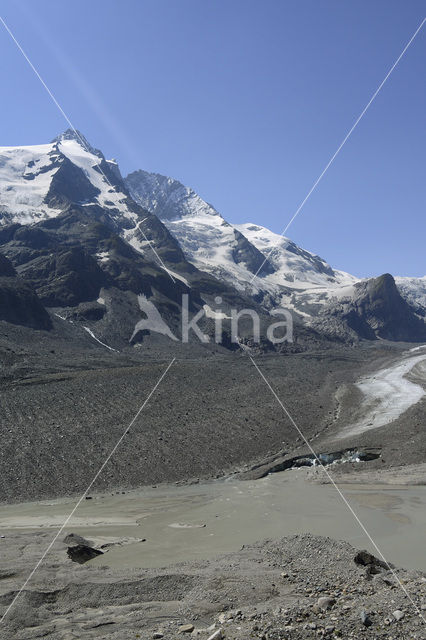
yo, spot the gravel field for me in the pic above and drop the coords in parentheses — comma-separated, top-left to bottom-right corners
(1, 328, 425, 640)
(0, 533, 425, 639)
(1, 327, 404, 503)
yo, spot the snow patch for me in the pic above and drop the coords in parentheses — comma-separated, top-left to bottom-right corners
(83, 326, 118, 352)
(0, 143, 61, 222)
(162, 268, 190, 287)
(95, 251, 110, 263)
(395, 276, 426, 312)
(236, 222, 358, 292)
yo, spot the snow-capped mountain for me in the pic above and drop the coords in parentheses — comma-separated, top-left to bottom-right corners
(126, 170, 275, 290)
(126, 170, 358, 311)
(0, 131, 133, 224)
(125, 169, 426, 326)
(0, 143, 61, 224)
(125, 167, 426, 342)
(0, 130, 424, 346)
(0, 131, 281, 350)
(0, 130, 187, 272)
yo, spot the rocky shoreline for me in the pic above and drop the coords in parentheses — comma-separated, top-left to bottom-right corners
(0, 533, 425, 639)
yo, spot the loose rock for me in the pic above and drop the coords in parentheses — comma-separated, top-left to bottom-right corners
(317, 596, 336, 611)
(360, 610, 372, 627)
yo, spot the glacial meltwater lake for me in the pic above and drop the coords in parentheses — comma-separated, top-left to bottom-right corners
(1, 469, 426, 571)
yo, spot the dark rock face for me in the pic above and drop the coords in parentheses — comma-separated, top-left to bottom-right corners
(0, 278, 52, 329)
(67, 544, 103, 564)
(0, 209, 185, 308)
(44, 156, 100, 209)
(314, 274, 426, 342)
(68, 301, 106, 321)
(136, 212, 187, 265)
(349, 274, 426, 341)
(21, 247, 107, 307)
(0, 253, 52, 330)
(0, 253, 16, 277)
(232, 227, 274, 276)
(0, 209, 209, 345)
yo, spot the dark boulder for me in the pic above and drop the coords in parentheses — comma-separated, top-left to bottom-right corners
(354, 549, 392, 576)
(67, 544, 103, 564)
(63, 533, 94, 547)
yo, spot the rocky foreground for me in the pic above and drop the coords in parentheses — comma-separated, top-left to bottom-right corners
(0, 533, 425, 639)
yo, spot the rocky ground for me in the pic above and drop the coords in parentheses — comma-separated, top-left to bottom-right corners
(0, 321, 390, 502)
(1, 324, 425, 639)
(1, 320, 422, 503)
(0, 533, 425, 639)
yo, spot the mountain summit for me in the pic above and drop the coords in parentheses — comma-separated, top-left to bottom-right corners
(52, 128, 101, 156)
(126, 169, 357, 305)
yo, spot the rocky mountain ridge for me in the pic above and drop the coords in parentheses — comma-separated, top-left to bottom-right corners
(126, 167, 425, 342)
(0, 130, 424, 347)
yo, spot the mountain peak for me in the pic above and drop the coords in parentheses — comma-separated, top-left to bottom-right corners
(52, 129, 101, 157)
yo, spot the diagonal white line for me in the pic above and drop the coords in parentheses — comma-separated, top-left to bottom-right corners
(0, 15, 176, 284)
(0, 357, 176, 625)
(0, 16, 75, 135)
(248, 354, 426, 623)
(131, 218, 176, 283)
(250, 17, 426, 283)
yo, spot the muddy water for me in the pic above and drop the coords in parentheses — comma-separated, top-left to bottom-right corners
(1, 470, 426, 571)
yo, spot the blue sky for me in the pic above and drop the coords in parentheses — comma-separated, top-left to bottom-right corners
(0, 0, 424, 277)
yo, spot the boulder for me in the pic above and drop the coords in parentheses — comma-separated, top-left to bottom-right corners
(63, 532, 94, 547)
(317, 596, 335, 611)
(354, 550, 391, 575)
(67, 544, 103, 564)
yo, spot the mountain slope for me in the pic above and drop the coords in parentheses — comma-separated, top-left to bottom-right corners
(0, 130, 188, 271)
(126, 168, 425, 342)
(312, 274, 426, 342)
(126, 170, 275, 289)
(0, 252, 51, 329)
(126, 170, 358, 306)
(394, 276, 426, 318)
(0, 132, 288, 350)
(0, 131, 424, 347)
(236, 222, 357, 293)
